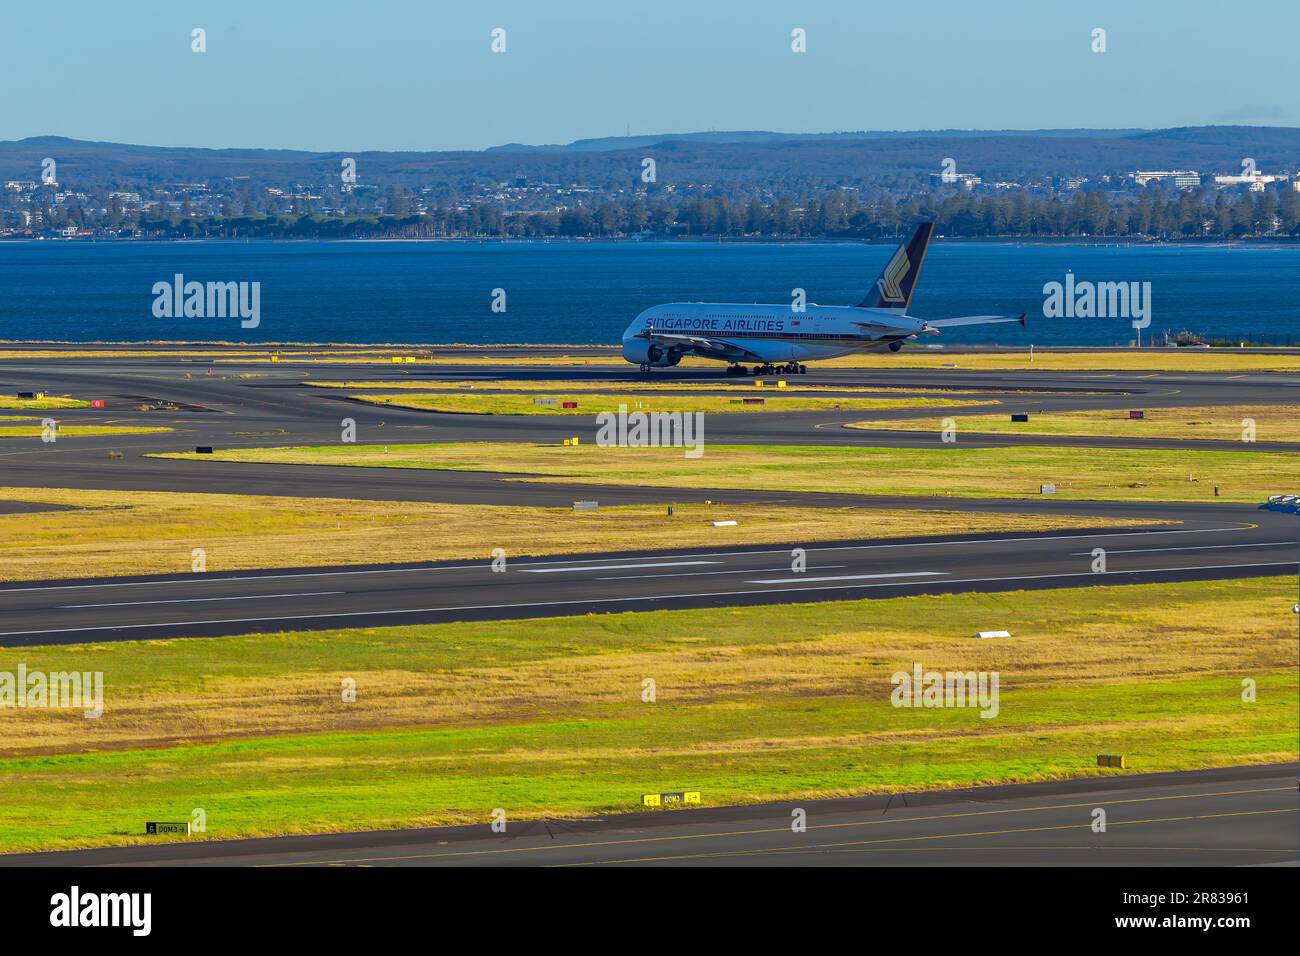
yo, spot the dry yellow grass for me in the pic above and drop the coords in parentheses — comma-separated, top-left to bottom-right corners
(0, 423, 171, 438)
(0, 395, 88, 409)
(348, 392, 988, 416)
(305, 378, 998, 395)
(849, 404, 1300, 443)
(0, 486, 1157, 582)
(157, 441, 1296, 504)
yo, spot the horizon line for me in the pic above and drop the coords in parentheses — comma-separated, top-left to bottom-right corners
(5, 124, 1299, 156)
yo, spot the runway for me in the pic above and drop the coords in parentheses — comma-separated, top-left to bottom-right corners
(0, 346, 1296, 871)
(0, 501, 1293, 644)
(4, 763, 1293, 867)
(0, 353, 1298, 505)
(3, 351, 1300, 483)
(2, 348, 1297, 642)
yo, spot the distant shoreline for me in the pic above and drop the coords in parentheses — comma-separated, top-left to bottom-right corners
(3, 235, 1299, 248)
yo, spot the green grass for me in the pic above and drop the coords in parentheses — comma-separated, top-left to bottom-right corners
(156, 441, 1297, 503)
(1, 680, 1292, 853)
(0, 576, 1293, 853)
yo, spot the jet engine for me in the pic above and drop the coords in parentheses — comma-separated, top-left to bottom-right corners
(622, 339, 683, 367)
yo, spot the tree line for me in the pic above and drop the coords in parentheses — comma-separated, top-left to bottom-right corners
(101, 186, 1300, 240)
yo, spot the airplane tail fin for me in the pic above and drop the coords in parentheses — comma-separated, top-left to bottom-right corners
(857, 221, 934, 311)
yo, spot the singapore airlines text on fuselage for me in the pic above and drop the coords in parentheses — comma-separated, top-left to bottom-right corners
(621, 221, 1025, 375)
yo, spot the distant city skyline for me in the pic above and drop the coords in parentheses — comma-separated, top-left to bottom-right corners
(5, 0, 1297, 152)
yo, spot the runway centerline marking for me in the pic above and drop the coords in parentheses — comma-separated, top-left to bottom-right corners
(517, 561, 720, 574)
(57, 591, 346, 609)
(746, 571, 949, 584)
(1069, 541, 1292, 556)
(597, 565, 848, 581)
(0, 524, 1257, 596)
(1, 562, 1293, 638)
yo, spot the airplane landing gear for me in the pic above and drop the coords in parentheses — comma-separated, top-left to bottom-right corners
(638, 363, 650, 373)
(749, 362, 807, 375)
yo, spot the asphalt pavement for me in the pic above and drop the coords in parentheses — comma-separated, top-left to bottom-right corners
(4, 763, 1292, 867)
(0, 501, 1292, 644)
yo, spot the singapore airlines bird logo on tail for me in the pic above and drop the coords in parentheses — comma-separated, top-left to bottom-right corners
(876, 246, 910, 305)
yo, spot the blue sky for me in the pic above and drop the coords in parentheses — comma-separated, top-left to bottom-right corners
(4, 0, 1295, 151)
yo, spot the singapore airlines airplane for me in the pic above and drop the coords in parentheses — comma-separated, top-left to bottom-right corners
(621, 221, 1025, 375)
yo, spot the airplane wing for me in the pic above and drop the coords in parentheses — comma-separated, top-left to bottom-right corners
(924, 313, 1027, 330)
(638, 329, 762, 360)
(852, 319, 914, 334)
(854, 312, 1026, 338)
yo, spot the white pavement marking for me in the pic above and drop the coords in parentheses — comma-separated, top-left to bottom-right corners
(0, 525, 1256, 595)
(517, 561, 720, 573)
(745, 571, 949, 584)
(3, 561, 1292, 639)
(597, 565, 848, 580)
(59, 591, 346, 609)
(1068, 542, 1292, 556)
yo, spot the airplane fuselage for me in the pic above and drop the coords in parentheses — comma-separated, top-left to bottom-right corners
(619, 223, 1022, 370)
(621, 302, 926, 366)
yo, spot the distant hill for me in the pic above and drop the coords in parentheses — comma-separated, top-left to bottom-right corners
(485, 128, 1152, 152)
(3, 126, 1298, 191)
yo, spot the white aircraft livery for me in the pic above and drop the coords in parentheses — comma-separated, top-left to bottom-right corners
(621, 221, 1025, 375)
